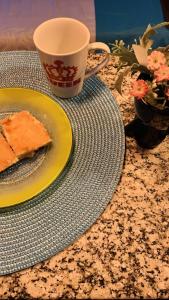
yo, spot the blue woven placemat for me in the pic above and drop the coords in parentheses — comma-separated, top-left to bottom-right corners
(0, 51, 125, 275)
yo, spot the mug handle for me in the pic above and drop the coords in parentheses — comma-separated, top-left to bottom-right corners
(85, 42, 110, 79)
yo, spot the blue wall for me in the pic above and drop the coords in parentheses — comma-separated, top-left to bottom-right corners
(95, 0, 169, 46)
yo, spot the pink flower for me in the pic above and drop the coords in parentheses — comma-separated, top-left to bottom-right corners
(130, 80, 149, 99)
(154, 65, 169, 82)
(147, 50, 166, 71)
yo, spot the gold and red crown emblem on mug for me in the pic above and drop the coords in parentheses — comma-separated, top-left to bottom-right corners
(43, 60, 81, 87)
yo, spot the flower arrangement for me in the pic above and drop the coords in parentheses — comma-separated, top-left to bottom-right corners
(111, 22, 169, 110)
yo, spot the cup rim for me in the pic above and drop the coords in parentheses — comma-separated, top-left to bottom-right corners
(33, 17, 90, 56)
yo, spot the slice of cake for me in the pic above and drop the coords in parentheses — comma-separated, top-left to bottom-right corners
(0, 111, 52, 159)
(0, 133, 18, 172)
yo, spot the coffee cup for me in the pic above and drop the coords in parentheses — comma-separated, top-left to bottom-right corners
(33, 17, 110, 98)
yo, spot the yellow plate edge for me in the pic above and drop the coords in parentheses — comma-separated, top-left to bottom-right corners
(0, 87, 73, 208)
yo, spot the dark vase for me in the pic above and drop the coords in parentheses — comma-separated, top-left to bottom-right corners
(134, 99, 169, 148)
(125, 101, 169, 148)
(134, 98, 169, 130)
(125, 72, 169, 148)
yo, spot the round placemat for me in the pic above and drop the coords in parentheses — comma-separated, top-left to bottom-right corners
(0, 51, 125, 275)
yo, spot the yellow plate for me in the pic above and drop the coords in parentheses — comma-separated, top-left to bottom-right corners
(0, 88, 72, 208)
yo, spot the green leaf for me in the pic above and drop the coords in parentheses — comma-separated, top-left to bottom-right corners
(131, 63, 148, 74)
(140, 21, 169, 49)
(140, 24, 155, 49)
(114, 67, 131, 95)
(111, 42, 138, 66)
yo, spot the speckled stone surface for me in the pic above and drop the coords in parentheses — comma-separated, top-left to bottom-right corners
(0, 54, 169, 299)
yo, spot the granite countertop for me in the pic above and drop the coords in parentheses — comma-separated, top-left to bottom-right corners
(0, 54, 169, 299)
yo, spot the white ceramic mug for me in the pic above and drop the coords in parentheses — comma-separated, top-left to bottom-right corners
(33, 18, 110, 98)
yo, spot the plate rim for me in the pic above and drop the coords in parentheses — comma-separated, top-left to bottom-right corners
(0, 87, 73, 208)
